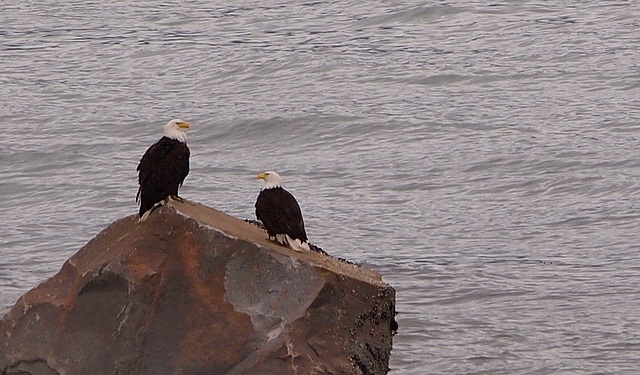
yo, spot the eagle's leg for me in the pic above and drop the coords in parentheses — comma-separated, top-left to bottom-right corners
(169, 195, 185, 203)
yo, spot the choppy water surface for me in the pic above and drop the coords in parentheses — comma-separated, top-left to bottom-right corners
(2, 1, 640, 373)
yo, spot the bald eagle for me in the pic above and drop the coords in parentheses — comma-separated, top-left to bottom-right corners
(137, 119, 190, 221)
(255, 171, 311, 252)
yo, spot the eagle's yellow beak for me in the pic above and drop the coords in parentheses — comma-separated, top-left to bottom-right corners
(257, 173, 266, 180)
(178, 121, 190, 129)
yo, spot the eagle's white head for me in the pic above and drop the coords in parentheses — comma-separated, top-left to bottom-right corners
(163, 119, 190, 143)
(257, 171, 283, 189)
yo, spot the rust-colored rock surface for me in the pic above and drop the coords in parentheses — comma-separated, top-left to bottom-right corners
(0, 200, 396, 375)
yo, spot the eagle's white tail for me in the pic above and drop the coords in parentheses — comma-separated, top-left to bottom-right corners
(138, 199, 168, 223)
(275, 234, 311, 252)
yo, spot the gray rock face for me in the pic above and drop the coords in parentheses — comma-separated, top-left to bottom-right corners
(0, 200, 396, 375)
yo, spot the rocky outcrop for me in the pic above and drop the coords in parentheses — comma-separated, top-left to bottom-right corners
(0, 200, 396, 375)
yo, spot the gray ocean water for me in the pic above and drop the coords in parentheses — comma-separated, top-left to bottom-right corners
(2, 1, 640, 373)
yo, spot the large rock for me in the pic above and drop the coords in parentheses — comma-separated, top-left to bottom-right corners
(0, 200, 396, 375)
